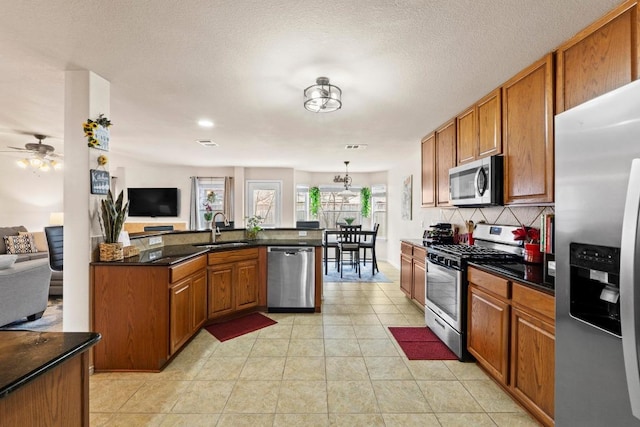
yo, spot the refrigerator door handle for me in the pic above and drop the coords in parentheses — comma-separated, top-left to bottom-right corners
(620, 158, 640, 419)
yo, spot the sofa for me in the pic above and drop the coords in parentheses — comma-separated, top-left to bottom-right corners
(0, 256, 51, 327)
(0, 225, 61, 296)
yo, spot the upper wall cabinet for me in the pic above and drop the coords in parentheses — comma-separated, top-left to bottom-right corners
(457, 88, 502, 165)
(435, 120, 456, 206)
(556, 1, 639, 113)
(502, 54, 554, 205)
(477, 88, 503, 159)
(421, 133, 436, 207)
(456, 106, 476, 165)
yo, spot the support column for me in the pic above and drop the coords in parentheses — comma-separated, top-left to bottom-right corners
(63, 71, 110, 332)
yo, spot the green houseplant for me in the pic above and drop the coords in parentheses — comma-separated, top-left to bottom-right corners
(309, 186, 320, 218)
(245, 215, 264, 240)
(360, 187, 371, 218)
(98, 190, 129, 261)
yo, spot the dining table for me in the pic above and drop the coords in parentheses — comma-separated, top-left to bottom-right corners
(322, 228, 376, 275)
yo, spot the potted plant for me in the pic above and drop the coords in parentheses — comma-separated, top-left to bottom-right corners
(309, 186, 320, 218)
(512, 225, 542, 263)
(360, 187, 371, 218)
(98, 190, 129, 261)
(343, 217, 356, 225)
(245, 215, 264, 240)
(203, 191, 215, 228)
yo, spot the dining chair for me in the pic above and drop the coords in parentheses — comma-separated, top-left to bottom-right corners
(338, 224, 361, 278)
(323, 229, 340, 274)
(361, 223, 380, 275)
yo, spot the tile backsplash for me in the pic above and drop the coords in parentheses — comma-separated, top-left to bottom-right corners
(438, 205, 555, 233)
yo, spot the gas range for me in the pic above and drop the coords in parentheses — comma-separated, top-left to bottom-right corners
(427, 244, 521, 270)
(424, 223, 525, 361)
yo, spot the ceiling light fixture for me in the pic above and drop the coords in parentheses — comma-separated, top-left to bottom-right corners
(198, 119, 214, 128)
(304, 77, 342, 113)
(337, 161, 357, 199)
(16, 154, 62, 172)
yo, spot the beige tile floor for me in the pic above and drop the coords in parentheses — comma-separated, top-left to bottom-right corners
(89, 261, 541, 426)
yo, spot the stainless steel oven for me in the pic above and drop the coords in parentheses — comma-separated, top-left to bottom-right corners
(425, 250, 466, 359)
(425, 227, 523, 361)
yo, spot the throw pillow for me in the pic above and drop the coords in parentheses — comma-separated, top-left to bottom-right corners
(0, 225, 27, 254)
(19, 231, 48, 253)
(3, 234, 38, 254)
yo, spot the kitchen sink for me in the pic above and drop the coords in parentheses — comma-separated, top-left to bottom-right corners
(196, 241, 250, 249)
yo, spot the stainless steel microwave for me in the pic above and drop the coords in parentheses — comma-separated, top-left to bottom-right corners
(449, 155, 503, 207)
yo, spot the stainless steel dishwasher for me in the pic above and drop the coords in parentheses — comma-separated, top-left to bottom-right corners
(267, 246, 315, 312)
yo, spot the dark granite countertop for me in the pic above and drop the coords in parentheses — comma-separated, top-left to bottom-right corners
(469, 261, 554, 296)
(0, 331, 101, 398)
(92, 240, 323, 266)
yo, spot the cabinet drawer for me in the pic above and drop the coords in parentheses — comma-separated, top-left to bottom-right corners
(208, 248, 260, 265)
(512, 282, 555, 322)
(468, 267, 510, 299)
(401, 242, 413, 256)
(413, 246, 427, 260)
(170, 255, 206, 283)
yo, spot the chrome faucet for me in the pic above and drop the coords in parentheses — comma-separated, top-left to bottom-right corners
(211, 211, 230, 242)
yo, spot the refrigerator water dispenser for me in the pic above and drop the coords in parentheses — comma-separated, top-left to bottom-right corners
(569, 243, 621, 337)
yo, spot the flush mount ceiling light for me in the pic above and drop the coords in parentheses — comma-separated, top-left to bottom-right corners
(304, 77, 342, 113)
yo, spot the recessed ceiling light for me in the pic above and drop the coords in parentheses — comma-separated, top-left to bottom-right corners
(198, 119, 214, 128)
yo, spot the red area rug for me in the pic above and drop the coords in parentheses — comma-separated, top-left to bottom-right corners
(388, 327, 458, 360)
(205, 313, 277, 342)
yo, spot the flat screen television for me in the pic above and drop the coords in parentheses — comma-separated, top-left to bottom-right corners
(127, 187, 179, 217)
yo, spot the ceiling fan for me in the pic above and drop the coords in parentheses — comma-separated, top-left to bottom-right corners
(0, 134, 64, 171)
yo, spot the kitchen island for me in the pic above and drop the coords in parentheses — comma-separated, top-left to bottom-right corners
(0, 331, 101, 426)
(91, 234, 323, 372)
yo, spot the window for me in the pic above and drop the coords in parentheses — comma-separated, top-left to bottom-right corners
(246, 181, 282, 227)
(296, 185, 309, 221)
(316, 185, 362, 229)
(371, 184, 387, 238)
(194, 177, 228, 230)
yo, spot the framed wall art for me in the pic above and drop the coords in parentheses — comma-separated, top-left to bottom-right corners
(401, 175, 412, 220)
(90, 169, 110, 195)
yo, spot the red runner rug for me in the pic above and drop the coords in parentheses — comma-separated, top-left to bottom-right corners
(205, 312, 277, 342)
(388, 326, 458, 360)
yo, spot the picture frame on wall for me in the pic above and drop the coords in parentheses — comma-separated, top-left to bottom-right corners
(90, 169, 110, 195)
(401, 175, 412, 220)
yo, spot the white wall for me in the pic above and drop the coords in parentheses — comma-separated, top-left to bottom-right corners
(0, 154, 63, 231)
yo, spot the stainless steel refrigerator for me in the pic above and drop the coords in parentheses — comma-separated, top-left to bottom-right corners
(555, 79, 640, 426)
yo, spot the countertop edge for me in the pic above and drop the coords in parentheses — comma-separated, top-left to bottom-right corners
(0, 332, 101, 398)
(468, 262, 555, 296)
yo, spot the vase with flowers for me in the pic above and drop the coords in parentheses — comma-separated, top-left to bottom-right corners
(203, 191, 215, 229)
(512, 225, 542, 263)
(245, 215, 264, 240)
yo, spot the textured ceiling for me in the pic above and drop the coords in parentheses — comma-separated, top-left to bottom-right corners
(0, 0, 621, 173)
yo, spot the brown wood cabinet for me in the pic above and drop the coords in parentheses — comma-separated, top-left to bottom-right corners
(502, 53, 554, 205)
(556, 1, 639, 113)
(456, 106, 476, 165)
(456, 88, 503, 165)
(467, 266, 555, 427)
(170, 269, 207, 354)
(421, 133, 436, 207)
(208, 248, 260, 320)
(467, 268, 510, 385)
(92, 254, 207, 372)
(477, 88, 502, 159)
(399, 241, 426, 308)
(511, 283, 555, 427)
(435, 120, 456, 206)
